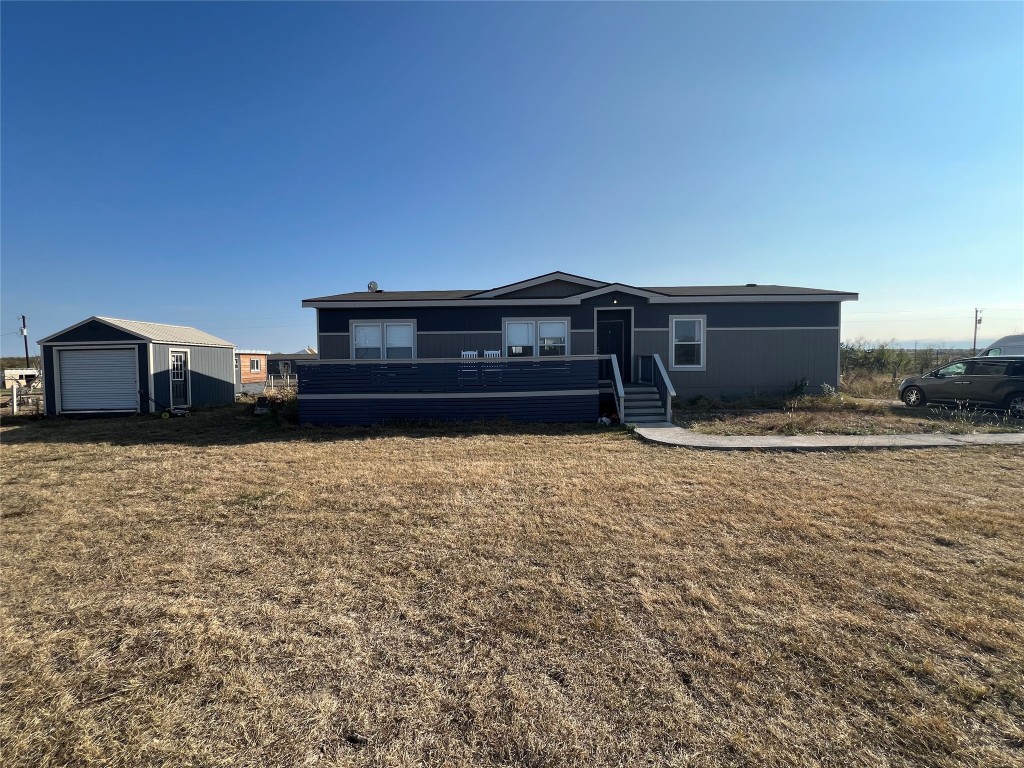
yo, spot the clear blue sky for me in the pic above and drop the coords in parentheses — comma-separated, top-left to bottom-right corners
(2, 1, 1022, 356)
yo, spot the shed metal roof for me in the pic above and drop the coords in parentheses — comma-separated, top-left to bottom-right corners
(38, 316, 234, 347)
(94, 317, 234, 346)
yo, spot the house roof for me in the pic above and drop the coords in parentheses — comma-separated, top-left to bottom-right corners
(302, 271, 858, 306)
(304, 289, 480, 302)
(645, 285, 851, 297)
(39, 316, 234, 347)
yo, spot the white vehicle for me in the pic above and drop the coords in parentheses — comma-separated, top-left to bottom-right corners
(979, 334, 1024, 357)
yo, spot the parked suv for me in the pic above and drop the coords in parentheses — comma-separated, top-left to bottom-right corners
(899, 356, 1024, 417)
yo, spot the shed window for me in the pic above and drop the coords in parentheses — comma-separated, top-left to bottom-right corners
(249, 358, 261, 373)
(504, 319, 569, 357)
(670, 316, 706, 369)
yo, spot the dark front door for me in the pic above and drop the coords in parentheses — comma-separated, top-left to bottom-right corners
(171, 351, 189, 406)
(596, 309, 632, 381)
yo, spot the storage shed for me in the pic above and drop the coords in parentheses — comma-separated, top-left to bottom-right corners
(38, 317, 235, 416)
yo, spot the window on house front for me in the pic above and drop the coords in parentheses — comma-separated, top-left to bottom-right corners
(538, 321, 567, 356)
(670, 316, 705, 369)
(385, 323, 414, 359)
(353, 324, 383, 359)
(505, 321, 535, 357)
(249, 358, 261, 373)
(504, 319, 569, 357)
(353, 322, 415, 359)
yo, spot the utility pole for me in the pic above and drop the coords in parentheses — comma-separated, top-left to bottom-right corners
(972, 308, 983, 355)
(20, 315, 30, 368)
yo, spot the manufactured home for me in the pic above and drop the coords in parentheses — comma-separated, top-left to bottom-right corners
(297, 272, 857, 425)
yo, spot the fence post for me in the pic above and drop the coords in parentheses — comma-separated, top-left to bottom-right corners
(11, 383, 18, 415)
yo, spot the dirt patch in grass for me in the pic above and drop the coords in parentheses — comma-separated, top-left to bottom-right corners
(2, 408, 1023, 767)
(675, 393, 1024, 436)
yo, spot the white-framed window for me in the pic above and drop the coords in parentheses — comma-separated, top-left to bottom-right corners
(249, 358, 261, 373)
(670, 315, 706, 370)
(352, 321, 415, 360)
(171, 352, 186, 380)
(503, 319, 569, 357)
(385, 323, 414, 359)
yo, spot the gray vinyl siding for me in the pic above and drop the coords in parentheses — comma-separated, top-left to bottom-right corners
(152, 343, 234, 408)
(578, 293, 841, 329)
(312, 300, 844, 396)
(316, 301, 839, 340)
(319, 334, 350, 360)
(633, 329, 670, 358)
(661, 328, 841, 397)
(499, 280, 594, 299)
(571, 330, 595, 355)
(317, 306, 597, 334)
(417, 332, 503, 358)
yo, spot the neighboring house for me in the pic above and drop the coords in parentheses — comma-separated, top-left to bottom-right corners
(297, 271, 858, 425)
(235, 350, 270, 395)
(3, 368, 39, 390)
(38, 317, 235, 416)
(267, 348, 317, 378)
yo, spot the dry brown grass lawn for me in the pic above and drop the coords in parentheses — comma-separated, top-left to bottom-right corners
(2, 407, 1023, 767)
(674, 396, 1024, 437)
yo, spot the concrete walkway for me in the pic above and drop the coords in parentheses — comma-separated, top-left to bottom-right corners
(630, 422, 1024, 451)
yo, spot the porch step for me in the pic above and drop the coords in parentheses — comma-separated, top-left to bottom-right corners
(624, 405, 666, 415)
(626, 397, 659, 409)
(621, 383, 666, 424)
(626, 415, 669, 424)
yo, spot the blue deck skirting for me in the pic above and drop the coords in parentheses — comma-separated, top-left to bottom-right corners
(298, 358, 600, 425)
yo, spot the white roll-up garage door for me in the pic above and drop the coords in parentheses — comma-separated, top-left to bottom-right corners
(58, 348, 139, 412)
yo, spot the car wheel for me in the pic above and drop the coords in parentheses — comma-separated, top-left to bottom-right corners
(1005, 393, 1024, 419)
(902, 386, 926, 408)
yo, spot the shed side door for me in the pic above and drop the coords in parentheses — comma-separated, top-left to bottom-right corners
(58, 348, 139, 412)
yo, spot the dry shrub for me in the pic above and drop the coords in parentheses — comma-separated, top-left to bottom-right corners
(840, 372, 900, 400)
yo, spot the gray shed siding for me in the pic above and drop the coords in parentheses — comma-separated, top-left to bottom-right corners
(42, 342, 150, 415)
(43, 319, 142, 344)
(152, 343, 235, 408)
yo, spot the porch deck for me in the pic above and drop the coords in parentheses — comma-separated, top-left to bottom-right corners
(297, 356, 603, 425)
(296, 353, 674, 426)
